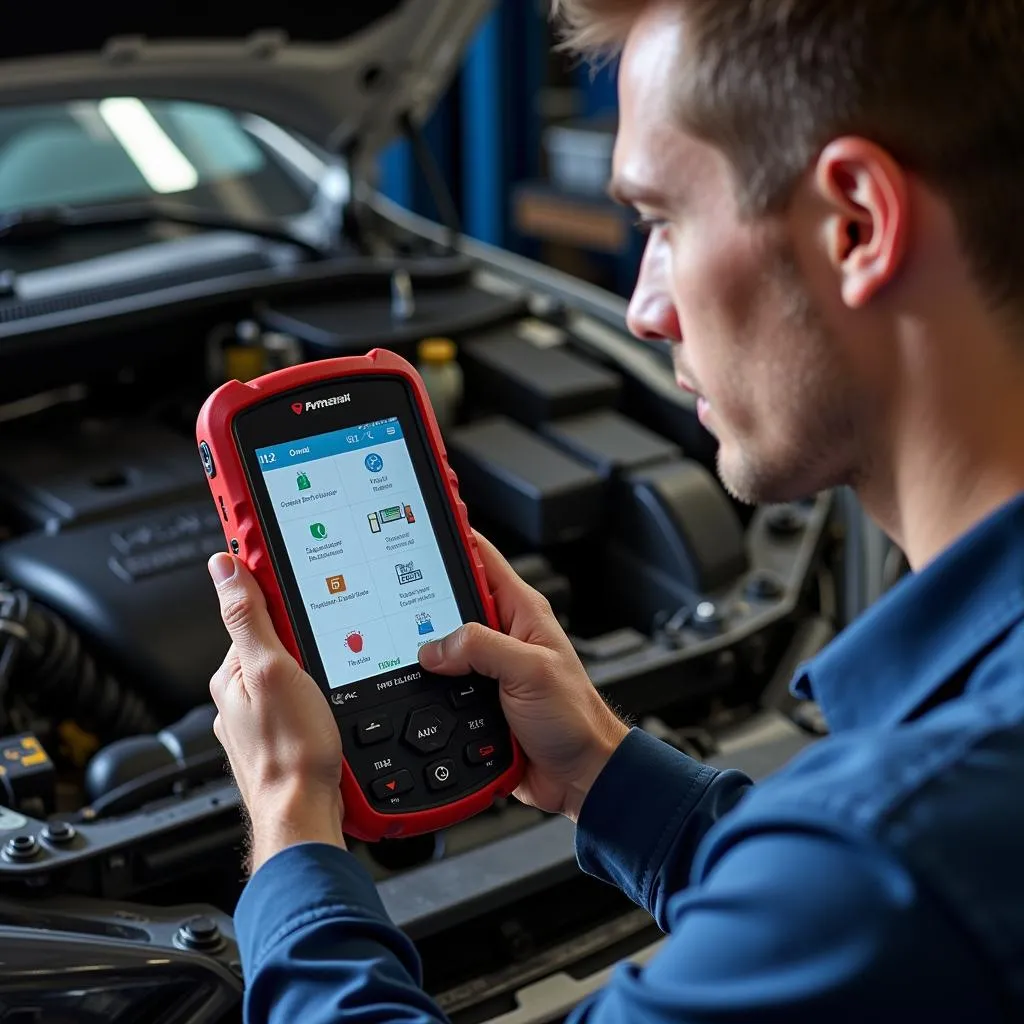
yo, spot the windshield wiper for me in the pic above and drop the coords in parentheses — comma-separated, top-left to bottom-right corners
(0, 201, 330, 258)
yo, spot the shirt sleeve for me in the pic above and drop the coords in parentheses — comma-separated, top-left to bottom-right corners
(574, 727, 753, 928)
(563, 828, 999, 1023)
(233, 788, 998, 1024)
(235, 842, 450, 1024)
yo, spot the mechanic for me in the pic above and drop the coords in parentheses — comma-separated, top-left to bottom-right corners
(206, 2, 1024, 1021)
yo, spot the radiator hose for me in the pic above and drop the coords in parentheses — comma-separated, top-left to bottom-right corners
(0, 582, 158, 740)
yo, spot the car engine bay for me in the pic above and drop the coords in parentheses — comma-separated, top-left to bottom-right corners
(0, 197, 849, 1022)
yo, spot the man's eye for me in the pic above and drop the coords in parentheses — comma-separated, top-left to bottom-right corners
(632, 216, 668, 236)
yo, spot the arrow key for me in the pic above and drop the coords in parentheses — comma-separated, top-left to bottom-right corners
(371, 770, 414, 801)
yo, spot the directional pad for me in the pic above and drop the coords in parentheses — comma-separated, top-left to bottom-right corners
(403, 705, 457, 755)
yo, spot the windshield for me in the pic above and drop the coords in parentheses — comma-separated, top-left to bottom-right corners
(0, 98, 313, 216)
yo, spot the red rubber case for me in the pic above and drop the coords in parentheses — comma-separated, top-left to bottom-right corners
(196, 349, 524, 841)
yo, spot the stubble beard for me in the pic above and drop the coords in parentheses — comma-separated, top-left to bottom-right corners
(714, 245, 864, 506)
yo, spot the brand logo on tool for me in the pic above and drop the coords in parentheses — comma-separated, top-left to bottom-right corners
(293, 393, 351, 415)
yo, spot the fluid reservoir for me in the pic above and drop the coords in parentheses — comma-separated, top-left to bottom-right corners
(417, 337, 464, 431)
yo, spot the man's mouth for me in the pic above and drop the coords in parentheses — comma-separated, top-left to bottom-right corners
(671, 351, 708, 420)
(674, 373, 698, 395)
(675, 373, 710, 422)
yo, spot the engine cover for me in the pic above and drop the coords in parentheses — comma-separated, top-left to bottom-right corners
(0, 500, 229, 716)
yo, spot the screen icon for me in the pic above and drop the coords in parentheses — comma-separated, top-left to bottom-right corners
(326, 574, 346, 594)
(345, 631, 364, 654)
(416, 612, 434, 635)
(364, 452, 384, 473)
(385, 425, 397, 436)
(309, 522, 328, 540)
(367, 505, 415, 533)
(297, 471, 311, 491)
(396, 561, 423, 585)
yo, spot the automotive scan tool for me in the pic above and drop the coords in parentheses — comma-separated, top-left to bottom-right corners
(196, 349, 524, 840)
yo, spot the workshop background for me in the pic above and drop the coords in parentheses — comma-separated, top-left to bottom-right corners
(377, 0, 638, 297)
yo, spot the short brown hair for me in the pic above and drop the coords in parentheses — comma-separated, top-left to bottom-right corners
(552, 0, 1024, 317)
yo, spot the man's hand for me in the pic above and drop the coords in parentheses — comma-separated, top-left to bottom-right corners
(419, 534, 629, 821)
(208, 551, 345, 874)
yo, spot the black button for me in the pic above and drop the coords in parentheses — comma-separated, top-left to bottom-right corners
(230, 539, 240, 554)
(449, 683, 480, 709)
(403, 705, 456, 755)
(3, 834, 39, 862)
(41, 821, 76, 846)
(356, 713, 393, 746)
(465, 712, 492, 733)
(199, 441, 216, 478)
(176, 916, 224, 953)
(465, 738, 501, 765)
(426, 759, 457, 791)
(371, 770, 414, 800)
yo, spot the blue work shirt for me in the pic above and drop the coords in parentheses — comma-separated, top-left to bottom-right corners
(234, 491, 1024, 1022)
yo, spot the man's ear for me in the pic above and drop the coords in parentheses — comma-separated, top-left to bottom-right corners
(814, 137, 909, 309)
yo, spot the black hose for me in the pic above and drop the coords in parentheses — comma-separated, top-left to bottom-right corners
(0, 583, 158, 740)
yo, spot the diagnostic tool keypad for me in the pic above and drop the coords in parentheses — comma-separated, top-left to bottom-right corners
(340, 677, 509, 814)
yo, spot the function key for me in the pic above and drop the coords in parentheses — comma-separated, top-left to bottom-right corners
(425, 759, 457, 791)
(449, 683, 481, 709)
(371, 770, 414, 801)
(404, 705, 456, 755)
(465, 738, 502, 765)
(356, 712, 393, 746)
(465, 712, 493, 734)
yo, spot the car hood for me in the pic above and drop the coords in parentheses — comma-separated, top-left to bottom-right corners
(0, 2, 492, 171)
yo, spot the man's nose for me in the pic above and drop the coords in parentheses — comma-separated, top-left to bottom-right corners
(626, 235, 682, 342)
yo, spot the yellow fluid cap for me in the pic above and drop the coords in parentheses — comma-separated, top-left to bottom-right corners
(223, 344, 266, 383)
(418, 337, 457, 364)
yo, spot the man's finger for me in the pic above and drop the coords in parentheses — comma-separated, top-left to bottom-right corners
(419, 621, 545, 681)
(208, 553, 287, 663)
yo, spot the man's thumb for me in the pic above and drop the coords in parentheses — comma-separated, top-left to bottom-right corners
(209, 553, 283, 659)
(419, 621, 530, 681)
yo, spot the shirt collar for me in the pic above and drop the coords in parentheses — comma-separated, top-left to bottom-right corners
(792, 490, 1024, 732)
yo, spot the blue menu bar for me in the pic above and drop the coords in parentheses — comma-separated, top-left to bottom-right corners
(256, 418, 403, 472)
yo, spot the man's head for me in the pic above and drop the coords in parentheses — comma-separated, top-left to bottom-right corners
(553, 1, 1024, 506)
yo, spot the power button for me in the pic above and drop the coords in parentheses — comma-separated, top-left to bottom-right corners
(198, 441, 216, 479)
(426, 759, 457, 791)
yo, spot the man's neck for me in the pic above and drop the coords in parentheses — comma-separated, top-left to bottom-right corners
(857, 345, 1024, 572)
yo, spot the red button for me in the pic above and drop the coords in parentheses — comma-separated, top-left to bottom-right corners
(465, 738, 501, 765)
(370, 770, 413, 800)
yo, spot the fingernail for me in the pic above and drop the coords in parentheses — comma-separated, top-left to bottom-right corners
(418, 641, 440, 668)
(208, 552, 237, 587)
